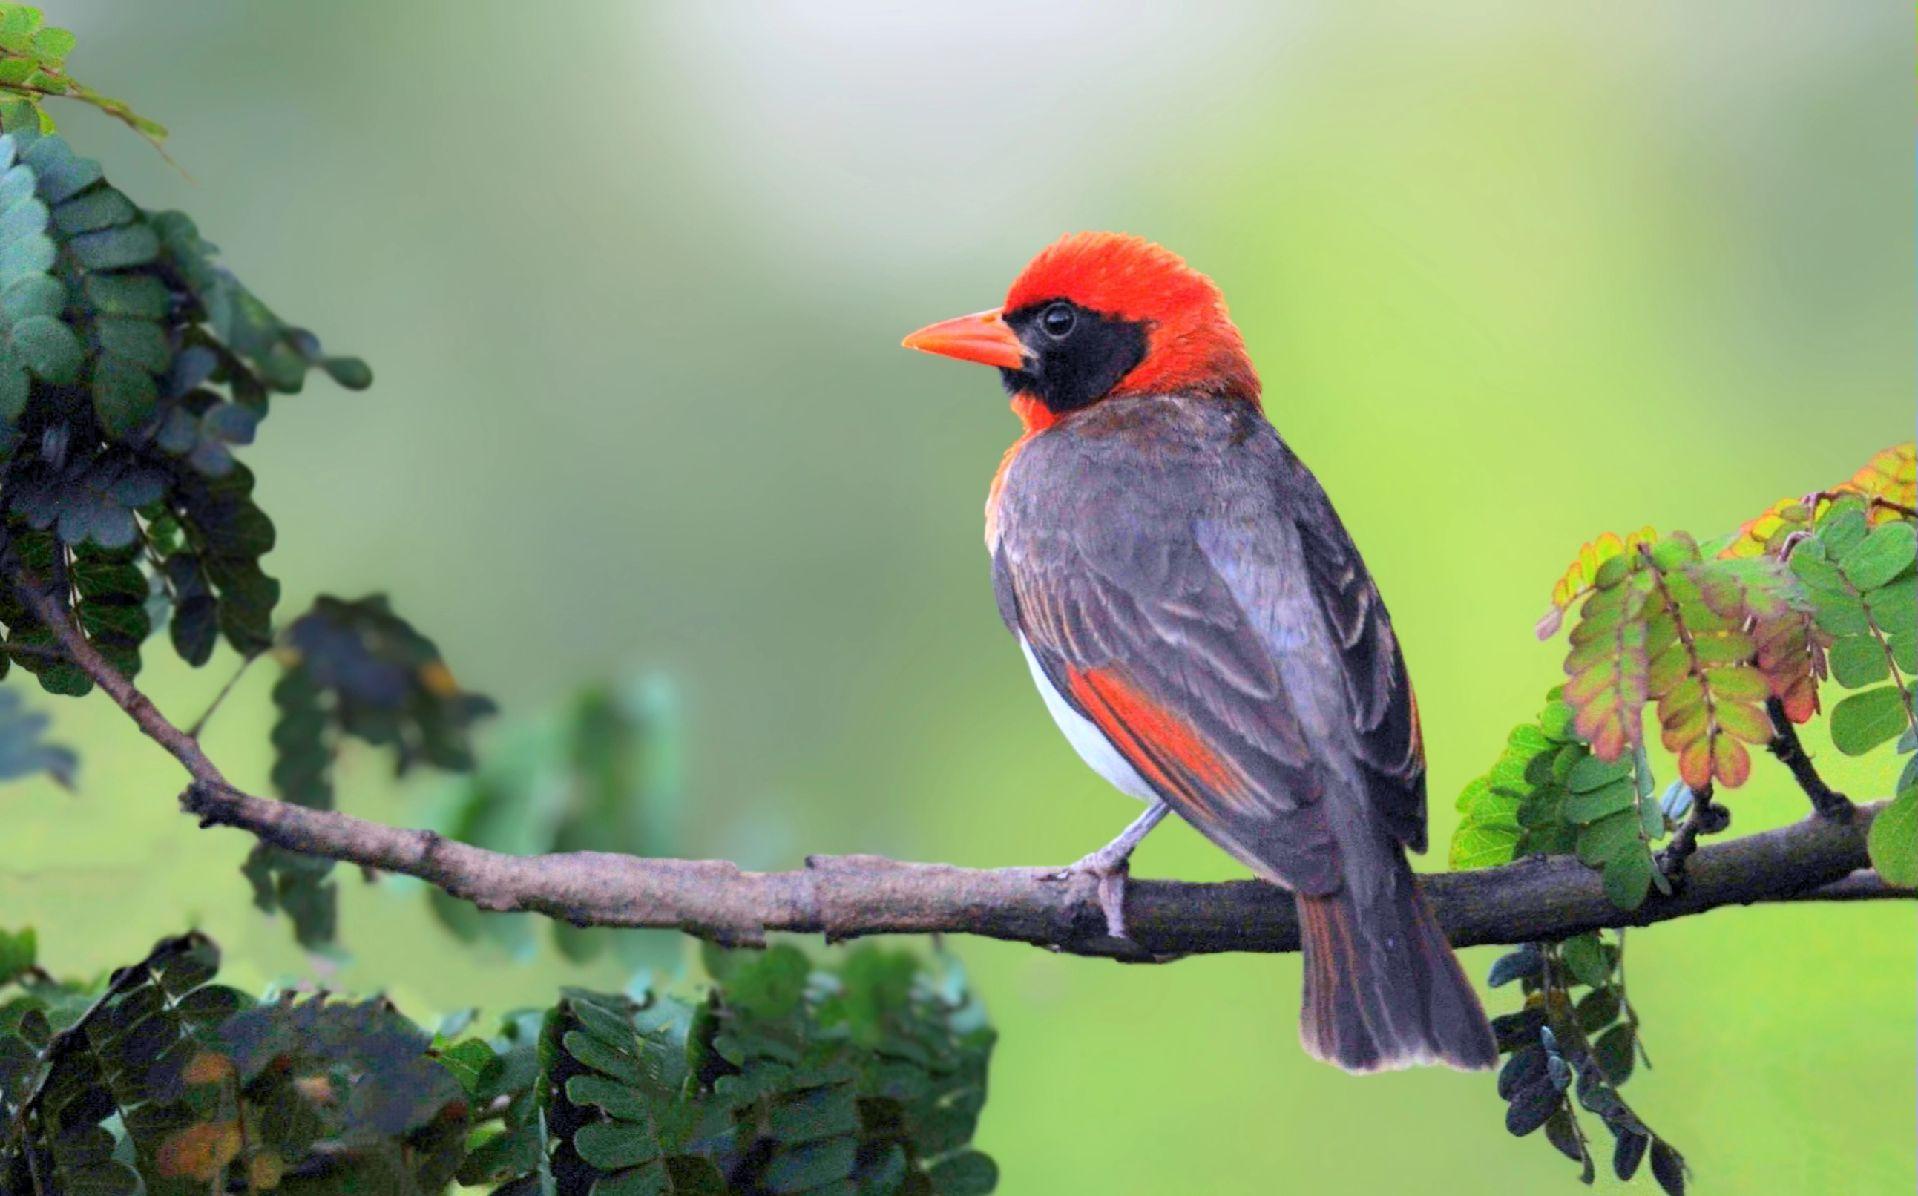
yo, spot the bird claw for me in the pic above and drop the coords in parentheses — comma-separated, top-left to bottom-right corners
(1037, 803, 1167, 942)
(1043, 849, 1134, 940)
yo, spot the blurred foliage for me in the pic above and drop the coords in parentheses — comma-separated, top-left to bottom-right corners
(250, 593, 497, 951)
(0, 930, 997, 1195)
(427, 675, 683, 971)
(0, 108, 367, 700)
(0, 679, 68, 784)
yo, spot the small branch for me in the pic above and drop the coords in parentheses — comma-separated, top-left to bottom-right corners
(1764, 696, 1853, 820)
(13, 562, 1912, 965)
(11, 573, 232, 791)
(185, 652, 260, 740)
(1657, 782, 1726, 879)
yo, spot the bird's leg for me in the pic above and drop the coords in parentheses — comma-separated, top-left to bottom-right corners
(1044, 802, 1169, 940)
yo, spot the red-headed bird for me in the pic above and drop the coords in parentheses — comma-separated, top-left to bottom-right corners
(902, 232, 1496, 1073)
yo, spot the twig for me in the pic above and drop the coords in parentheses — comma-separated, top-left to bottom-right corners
(11, 572, 232, 790)
(1764, 696, 1853, 820)
(185, 652, 260, 740)
(10, 563, 1912, 965)
(1656, 782, 1726, 880)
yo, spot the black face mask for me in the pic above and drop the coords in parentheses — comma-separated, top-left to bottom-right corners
(998, 300, 1148, 416)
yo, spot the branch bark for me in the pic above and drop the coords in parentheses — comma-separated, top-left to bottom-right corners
(19, 568, 1915, 963)
(177, 781, 1903, 959)
(1765, 696, 1855, 820)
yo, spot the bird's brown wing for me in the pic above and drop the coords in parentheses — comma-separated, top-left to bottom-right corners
(992, 397, 1427, 894)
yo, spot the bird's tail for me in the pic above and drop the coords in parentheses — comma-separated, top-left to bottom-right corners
(1296, 853, 1496, 1073)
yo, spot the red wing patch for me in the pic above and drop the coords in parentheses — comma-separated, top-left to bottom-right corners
(1065, 665, 1253, 818)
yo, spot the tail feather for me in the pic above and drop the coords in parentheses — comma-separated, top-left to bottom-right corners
(1296, 861, 1496, 1073)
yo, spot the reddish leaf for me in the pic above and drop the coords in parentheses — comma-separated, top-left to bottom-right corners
(1677, 739, 1713, 790)
(1721, 442, 1915, 559)
(1540, 526, 1657, 640)
(1715, 699, 1774, 745)
(1712, 737, 1751, 788)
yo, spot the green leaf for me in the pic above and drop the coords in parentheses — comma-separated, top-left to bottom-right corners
(1868, 788, 1918, 887)
(1575, 811, 1639, 867)
(1560, 934, 1611, 987)
(1827, 635, 1891, 689)
(1563, 778, 1634, 824)
(19, 134, 99, 204)
(1602, 847, 1654, 910)
(1593, 1022, 1636, 1085)
(9, 310, 74, 380)
(1566, 754, 1632, 793)
(67, 221, 157, 269)
(573, 1122, 660, 1172)
(28, 25, 72, 64)
(1837, 521, 1916, 592)
(81, 271, 166, 317)
(1817, 506, 1871, 558)
(90, 353, 156, 436)
(0, 7, 40, 52)
(1829, 685, 1912, 756)
(0, 925, 35, 984)
(1450, 823, 1522, 870)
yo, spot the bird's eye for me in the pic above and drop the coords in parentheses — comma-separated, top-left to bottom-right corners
(1040, 302, 1076, 339)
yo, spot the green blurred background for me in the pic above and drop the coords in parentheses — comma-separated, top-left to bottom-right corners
(3, 2, 1912, 1191)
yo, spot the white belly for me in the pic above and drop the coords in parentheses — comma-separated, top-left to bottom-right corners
(1018, 634, 1157, 802)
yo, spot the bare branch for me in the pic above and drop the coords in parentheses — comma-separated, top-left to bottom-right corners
(13, 574, 232, 790)
(16, 565, 1913, 964)
(1765, 696, 1854, 820)
(177, 782, 1902, 961)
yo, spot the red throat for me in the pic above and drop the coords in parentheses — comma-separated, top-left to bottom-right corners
(1009, 393, 1059, 433)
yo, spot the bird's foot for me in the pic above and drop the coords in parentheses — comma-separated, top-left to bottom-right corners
(1039, 802, 1168, 941)
(1044, 844, 1137, 940)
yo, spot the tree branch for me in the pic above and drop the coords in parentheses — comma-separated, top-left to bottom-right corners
(1765, 696, 1854, 819)
(175, 781, 1906, 959)
(17, 565, 1914, 964)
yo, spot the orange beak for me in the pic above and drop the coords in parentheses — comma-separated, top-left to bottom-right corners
(901, 307, 1026, 370)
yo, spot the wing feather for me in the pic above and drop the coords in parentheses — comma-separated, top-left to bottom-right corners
(993, 397, 1428, 895)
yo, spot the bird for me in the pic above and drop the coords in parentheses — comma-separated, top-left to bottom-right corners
(900, 232, 1497, 1073)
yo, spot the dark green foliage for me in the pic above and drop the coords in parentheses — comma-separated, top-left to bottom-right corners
(278, 594, 494, 775)
(248, 594, 496, 951)
(1487, 933, 1684, 1195)
(0, 932, 998, 1195)
(197, 997, 471, 1192)
(0, 116, 365, 698)
(429, 676, 682, 968)
(0, 932, 249, 1196)
(466, 945, 998, 1195)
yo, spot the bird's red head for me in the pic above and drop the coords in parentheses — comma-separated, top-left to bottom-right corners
(902, 232, 1260, 431)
